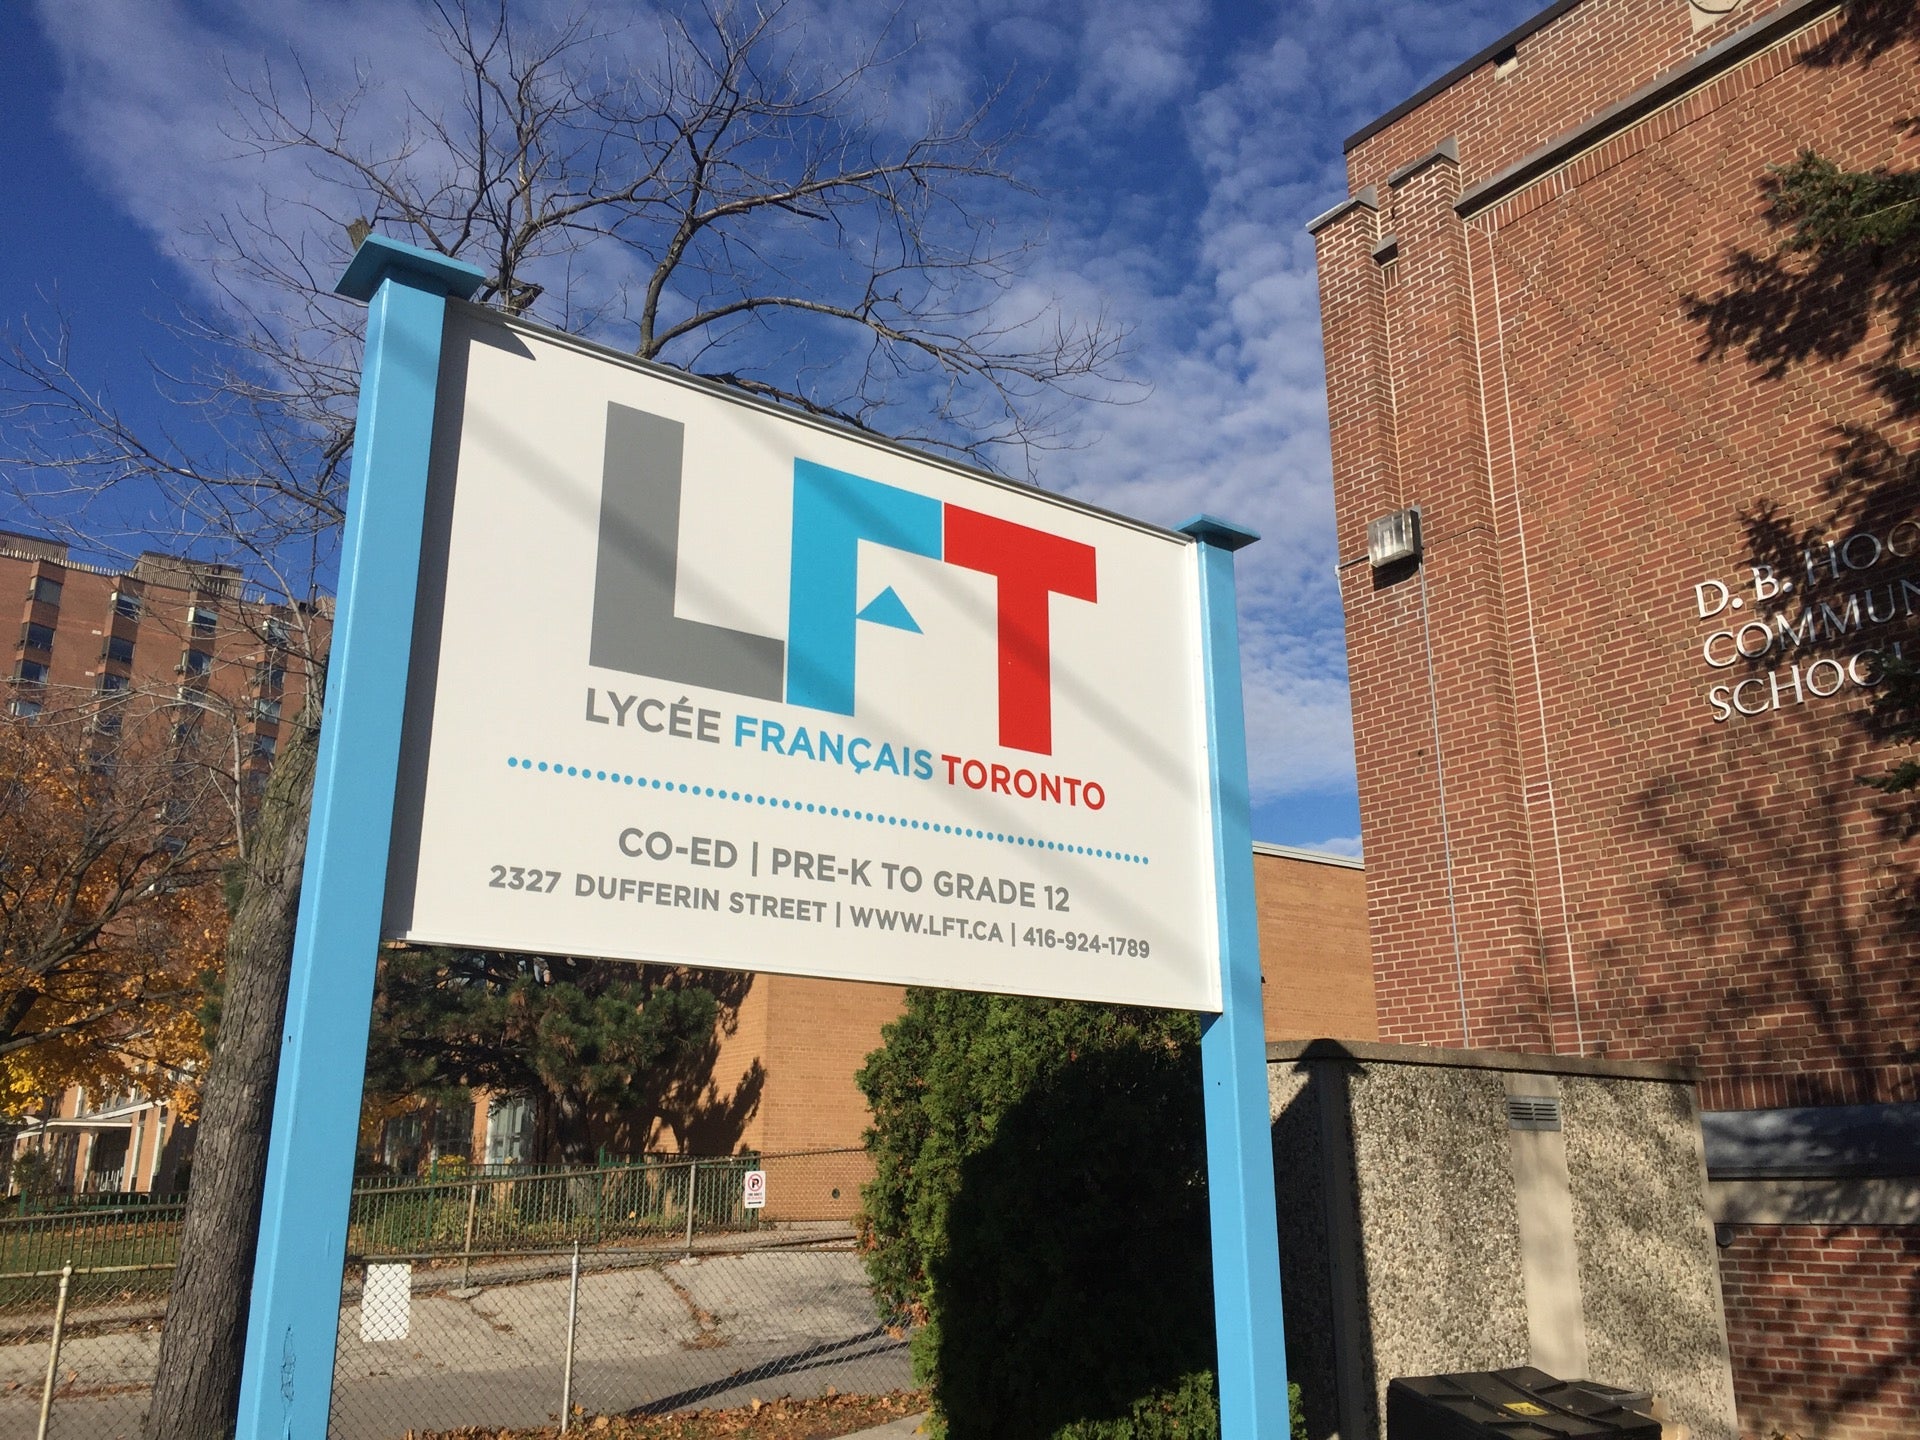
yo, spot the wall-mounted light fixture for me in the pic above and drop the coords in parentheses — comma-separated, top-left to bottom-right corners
(1367, 506, 1422, 568)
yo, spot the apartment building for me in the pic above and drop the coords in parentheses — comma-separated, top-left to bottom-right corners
(2, 529, 323, 1196)
(2, 528, 317, 758)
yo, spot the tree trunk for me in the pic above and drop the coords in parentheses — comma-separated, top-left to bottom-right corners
(540, 1086, 594, 1167)
(145, 700, 318, 1440)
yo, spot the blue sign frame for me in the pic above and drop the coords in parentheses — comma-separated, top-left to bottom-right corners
(236, 236, 1289, 1437)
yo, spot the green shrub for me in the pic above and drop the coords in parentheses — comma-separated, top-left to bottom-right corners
(858, 990, 1218, 1440)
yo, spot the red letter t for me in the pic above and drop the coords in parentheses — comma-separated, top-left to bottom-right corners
(943, 506, 1097, 754)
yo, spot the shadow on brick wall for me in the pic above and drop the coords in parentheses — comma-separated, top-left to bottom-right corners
(1645, 1, 1920, 1109)
(1650, 12, 1920, 1427)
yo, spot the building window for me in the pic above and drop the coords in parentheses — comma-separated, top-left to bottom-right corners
(189, 606, 217, 639)
(15, 660, 47, 687)
(111, 591, 142, 622)
(30, 576, 62, 607)
(9, 698, 41, 719)
(262, 617, 290, 650)
(251, 697, 282, 725)
(21, 622, 53, 653)
(251, 733, 278, 761)
(103, 634, 135, 666)
(180, 649, 213, 677)
(255, 662, 286, 692)
(430, 1101, 476, 1163)
(91, 709, 122, 737)
(97, 673, 129, 694)
(485, 1098, 534, 1167)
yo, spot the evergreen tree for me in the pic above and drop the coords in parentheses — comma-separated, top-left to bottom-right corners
(363, 949, 743, 1165)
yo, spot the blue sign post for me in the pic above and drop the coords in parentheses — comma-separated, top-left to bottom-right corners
(1184, 515, 1292, 1438)
(235, 238, 485, 1440)
(235, 236, 1288, 1437)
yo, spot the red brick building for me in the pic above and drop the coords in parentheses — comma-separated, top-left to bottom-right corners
(1, 529, 322, 1194)
(1, 528, 317, 762)
(1310, 1, 1919, 1434)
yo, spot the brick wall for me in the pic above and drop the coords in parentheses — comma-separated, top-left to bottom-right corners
(1718, 1225, 1920, 1440)
(1314, 1, 1920, 1431)
(1346, 0, 1806, 201)
(756, 973, 906, 1155)
(1317, 0, 1920, 1098)
(1254, 849, 1378, 1041)
(677, 967, 773, 1155)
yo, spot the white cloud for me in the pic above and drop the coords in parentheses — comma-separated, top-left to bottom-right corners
(29, 0, 1547, 836)
(1071, 0, 1208, 115)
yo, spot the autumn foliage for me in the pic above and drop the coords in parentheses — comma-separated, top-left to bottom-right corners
(0, 696, 234, 1117)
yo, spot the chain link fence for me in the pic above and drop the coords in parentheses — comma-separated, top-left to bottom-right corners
(0, 1261, 171, 1440)
(329, 1148, 911, 1438)
(330, 1241, 910, 1438)
(0, 1149, 910, 1440)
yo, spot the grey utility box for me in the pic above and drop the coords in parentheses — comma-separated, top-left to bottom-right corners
(1269, 1040, 1737, 1440)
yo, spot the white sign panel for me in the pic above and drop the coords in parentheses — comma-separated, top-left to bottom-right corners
(743, 1170, 767, 1209)
(384, 305, 1221, 1010)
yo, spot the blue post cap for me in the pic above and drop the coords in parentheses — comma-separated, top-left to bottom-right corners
(336, 234, 488, 303)
(1179, 514, 1260, 551)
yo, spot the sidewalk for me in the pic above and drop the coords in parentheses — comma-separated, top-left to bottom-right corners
(844, 1416, 926, 1438)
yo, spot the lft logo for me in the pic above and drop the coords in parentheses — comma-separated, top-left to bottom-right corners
(589, 404, 1097, 756)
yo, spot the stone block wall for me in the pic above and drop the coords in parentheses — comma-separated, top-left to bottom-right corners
(1270, 1041, 1735, 1440)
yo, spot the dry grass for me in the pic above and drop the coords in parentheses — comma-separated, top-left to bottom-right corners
(407, 1389, 926, 1440)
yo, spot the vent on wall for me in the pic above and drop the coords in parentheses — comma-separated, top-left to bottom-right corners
(1506, 1095, 1563, 1132)
(1366, 507, 1422, 568)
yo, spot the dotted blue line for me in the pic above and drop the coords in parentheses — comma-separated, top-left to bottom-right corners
(502, 755, 1151, 866)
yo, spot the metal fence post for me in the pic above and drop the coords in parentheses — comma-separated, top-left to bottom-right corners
(560, 1241, 581, 1434)
(682, 1159, 698, 1255)
(34, 1262, 71, 1440)
(461, 1182, 479, 1290)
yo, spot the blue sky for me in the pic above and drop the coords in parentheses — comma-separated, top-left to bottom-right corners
(0, 0, 1544, 853)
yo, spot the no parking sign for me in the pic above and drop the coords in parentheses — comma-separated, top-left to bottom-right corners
(743, 1170, 767, 1210)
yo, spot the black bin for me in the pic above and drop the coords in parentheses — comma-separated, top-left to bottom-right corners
(1386, 1366, 1660, 1440)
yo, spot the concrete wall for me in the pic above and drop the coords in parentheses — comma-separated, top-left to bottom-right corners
(1271, 1041, 1736, 1440)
